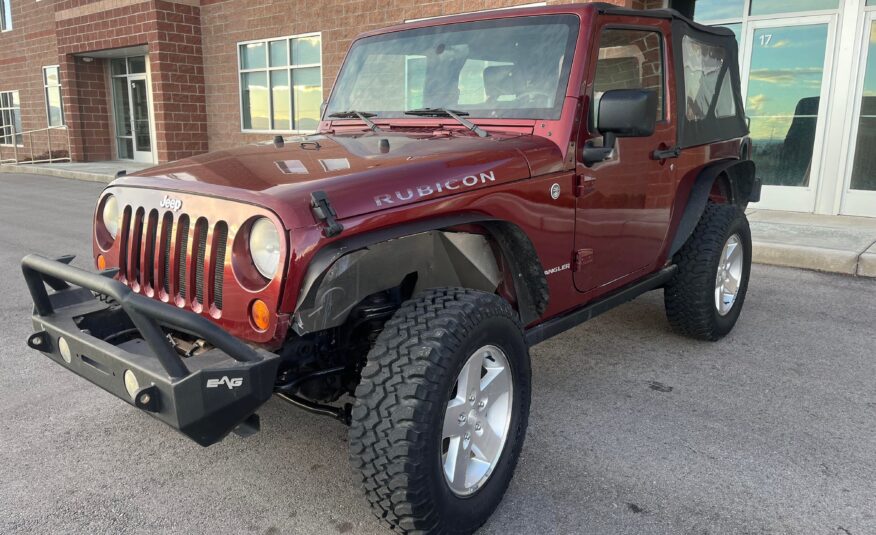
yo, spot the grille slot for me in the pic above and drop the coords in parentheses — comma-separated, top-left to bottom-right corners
(212, 222, 228, 310)
(194, 218, 208, 304)
(143, 210, 158, 290)
(130, 208, 144, 285)
(161, 213, 173, 294)
(176, 216, 190, 300)
(118, 206, 132, 279)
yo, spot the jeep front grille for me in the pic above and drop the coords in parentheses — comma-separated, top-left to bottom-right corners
(118, 206, 228, 312)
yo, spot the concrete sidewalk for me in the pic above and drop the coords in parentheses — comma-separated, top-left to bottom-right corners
(0, 161, 149, 183)
(748, 210, 876, 278)
(1, 168, 874, 278)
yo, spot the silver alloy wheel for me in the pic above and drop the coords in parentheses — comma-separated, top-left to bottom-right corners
(715, 233, 744, 316)
(441, 344, 513, 496)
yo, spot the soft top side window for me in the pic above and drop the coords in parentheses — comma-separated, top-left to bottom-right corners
(591, 28, 665, 131)
(681, 35, 737, 121)
(671, 21, 748, 148)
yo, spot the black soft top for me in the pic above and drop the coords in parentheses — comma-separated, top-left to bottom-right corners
(592, 2, 749, 147)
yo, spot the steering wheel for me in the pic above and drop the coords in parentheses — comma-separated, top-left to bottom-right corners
(515, 91, 553, 107)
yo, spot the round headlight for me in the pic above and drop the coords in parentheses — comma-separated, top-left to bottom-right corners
(249, 217, 281, 279)
(102, 195, 120, 239)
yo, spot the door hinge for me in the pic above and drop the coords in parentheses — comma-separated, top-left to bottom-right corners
(575, 174, 596, 197)
(573, 248, 593, 272)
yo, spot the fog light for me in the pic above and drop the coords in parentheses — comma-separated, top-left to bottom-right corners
(97, 254, 107, 271)
(250, 299, 270, 331)
(123, 370, 140, 399)
(58, 337, 72, 364)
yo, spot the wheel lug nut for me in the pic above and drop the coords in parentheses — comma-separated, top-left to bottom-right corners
(475, 423, 482, 431)
(477, 400, 486, 410)
(458, 413, 466, 424)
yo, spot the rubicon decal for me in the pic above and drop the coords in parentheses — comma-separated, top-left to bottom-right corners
(206, 376, 244, 389)
(374, 171, 497, 207)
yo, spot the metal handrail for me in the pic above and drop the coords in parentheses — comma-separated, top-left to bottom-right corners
(0, 124, 72, 165)
(0, 124, 19, 163)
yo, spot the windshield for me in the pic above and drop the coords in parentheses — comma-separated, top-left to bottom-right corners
(325, 15, 580, 121)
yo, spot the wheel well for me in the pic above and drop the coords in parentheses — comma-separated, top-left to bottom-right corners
(709, 173, 732, 204)
(669, 158, 756, 257)
(291, 221, 548, 335)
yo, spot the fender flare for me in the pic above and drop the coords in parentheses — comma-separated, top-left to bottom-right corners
(668, 158, 757, 258)
(292, 214, 549, 335)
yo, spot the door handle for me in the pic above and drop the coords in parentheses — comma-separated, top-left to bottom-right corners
(652, 146, 681, 160)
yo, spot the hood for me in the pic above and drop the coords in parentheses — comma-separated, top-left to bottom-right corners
(123, 130, 565, 229)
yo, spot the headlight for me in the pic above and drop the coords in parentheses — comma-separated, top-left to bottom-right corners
(102, 195, 120, 239)
(249, 217, 281, 279)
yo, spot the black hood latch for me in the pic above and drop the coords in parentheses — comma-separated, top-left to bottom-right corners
(310, 190, 344, 238)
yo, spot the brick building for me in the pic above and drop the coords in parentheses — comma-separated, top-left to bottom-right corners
(1, 0, 875, 217)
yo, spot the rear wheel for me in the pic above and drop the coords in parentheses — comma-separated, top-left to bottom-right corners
(349, 288, 531, 534)
(664, 203, 752, 341)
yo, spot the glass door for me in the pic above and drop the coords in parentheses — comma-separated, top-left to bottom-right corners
(129, 76, 152, 162)
(110, 56, 154, 163)
(841, 12, 876, 217)
(741, 16, 835, 212)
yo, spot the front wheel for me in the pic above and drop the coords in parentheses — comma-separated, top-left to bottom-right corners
(664, 203, 752, 341)
(349, 288, 531, 534)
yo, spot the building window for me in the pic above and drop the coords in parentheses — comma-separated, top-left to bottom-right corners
(238, 33, 322, 133)
(43, 66, 65, 127)
(0, 0, 11, 32)
(0, 91, 22, 146)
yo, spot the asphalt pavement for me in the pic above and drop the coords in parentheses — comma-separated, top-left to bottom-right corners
(1, 173, 874, 535)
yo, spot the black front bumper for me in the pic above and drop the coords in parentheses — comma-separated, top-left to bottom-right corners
(22, 254, 280, 446)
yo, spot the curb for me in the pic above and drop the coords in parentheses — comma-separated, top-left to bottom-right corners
(0, 164, 113, 183)
(752, 240, 876, 278)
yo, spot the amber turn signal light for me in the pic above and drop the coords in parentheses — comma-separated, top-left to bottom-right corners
(96, 254, 107, 271)
(250, 299, 270, 331)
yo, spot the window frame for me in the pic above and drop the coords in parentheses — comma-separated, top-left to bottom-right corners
(588, 24, 669, 134)
(236, 32, 323, 134)
(43, 65, 65, 127)
(0, 90, 22, 147)
(0, 0, 11, 33)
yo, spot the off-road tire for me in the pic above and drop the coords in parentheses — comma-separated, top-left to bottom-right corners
(349, 288, 531, 534)
(664, 203, 752, 341)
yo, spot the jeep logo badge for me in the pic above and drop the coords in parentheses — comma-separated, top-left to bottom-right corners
(159, 195, 183, 212)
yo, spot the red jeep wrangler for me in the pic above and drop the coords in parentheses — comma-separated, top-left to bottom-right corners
(22, 3, 758, 533)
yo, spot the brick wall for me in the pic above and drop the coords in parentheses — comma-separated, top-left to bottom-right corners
(66, 58, 113, 161)
(56, 0, 207, 162)
(631, 0, 666, 9)
(0, 1, 62, 161)
(200, 0, 630, 151)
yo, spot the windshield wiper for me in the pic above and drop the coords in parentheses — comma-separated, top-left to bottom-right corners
(328, 110, 382, 132)
(403, 108, 489, 138)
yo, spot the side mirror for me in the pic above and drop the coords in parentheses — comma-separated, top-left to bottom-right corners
(583, 89, 658, 165)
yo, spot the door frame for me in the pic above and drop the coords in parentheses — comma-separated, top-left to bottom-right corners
(109, 55, 156, 164)
(126, 73, 153, 163)
(740, 13, 838, 213)
(838, 8, 876, 216)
